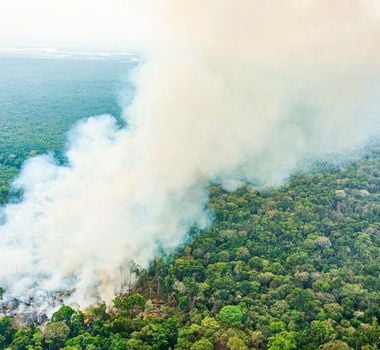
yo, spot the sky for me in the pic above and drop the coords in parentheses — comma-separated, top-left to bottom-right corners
(1, 0, 380, 51)
(0, 0, 155, 49)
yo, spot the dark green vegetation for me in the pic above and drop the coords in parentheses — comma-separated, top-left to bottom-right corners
(1, 148, 379, 349)
(0, 55, 131, 203)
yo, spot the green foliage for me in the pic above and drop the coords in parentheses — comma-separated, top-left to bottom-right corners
(190, 338, 214, 350)
(113, 293, 146, 318)
(0, 56, 128, 204)
(0, 316, 16, 347)
(10, 326, 43, 350)
(126, 338, 150, 350)
(44, 321, 71, 349)
(226, 335, 248, 350)
(319, 340, 351, 350)
(52, 306, 84, 337)
(268, 331, 297, 350)
(310, 320, 337, 347)
(217, 306, 244, 328)
(128, 317, 179, 350)
(1, 148, 379, 349)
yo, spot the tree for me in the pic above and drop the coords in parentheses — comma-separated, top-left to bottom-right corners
(190, 338, 214, 350)
(126, 338, 152, 350)
(310, 320, 337, 346)
(179, 295, 190, 310)
(201, 317, 220, 338)
(44, 321, 70, 350)
(0, 335, 5, 349)
(52, 306, 76, 324)
(268, 331, 297, 350)
(319, 340, 351, 350)
(52, 305, 84, 337)
(110, 334, 129, 350)
(286, 288, 319, 319)
(64, 332, 101, 349)
(85, 302, 109, 322)
(130, 319, 178, 350)
(113, 293, 146, 318)
(227, 336, 248, 350)
(250, 331, 266, 349)
(10, 327, 39, 350)
(217, 306, 244, 328)
(0, 316, 16, 347)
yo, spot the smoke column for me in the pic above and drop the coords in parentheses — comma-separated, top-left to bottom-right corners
(0, 0, 380, 309)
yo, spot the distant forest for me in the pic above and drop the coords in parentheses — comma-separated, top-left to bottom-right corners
(1, 146, 379, 349)
(0, 55, 128, 205)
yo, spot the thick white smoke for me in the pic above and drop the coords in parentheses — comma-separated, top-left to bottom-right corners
(0, 0, 380, 309)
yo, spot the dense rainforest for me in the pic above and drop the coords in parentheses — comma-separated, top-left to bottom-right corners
(0, 55, 130, 205)
(0, 146, 379, 349)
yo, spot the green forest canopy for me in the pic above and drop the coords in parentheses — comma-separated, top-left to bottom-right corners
(0, 146, 379, 349)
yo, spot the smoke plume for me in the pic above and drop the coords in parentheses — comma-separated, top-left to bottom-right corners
(0, 0, 380, 309)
